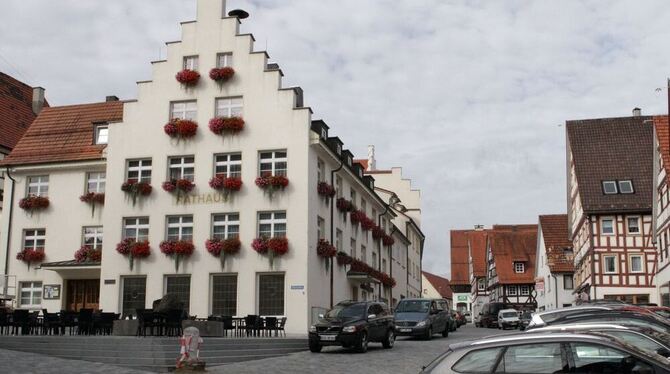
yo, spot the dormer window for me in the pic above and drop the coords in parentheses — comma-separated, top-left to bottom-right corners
(602, 181, 618, 194)
(619, 180, 634, 194)
(94, 124, 109, 145)
(336, 144, 342, 155)
(347, 157, 352, 166)
(320, 128, 327, 139)
(514, 262, 524, 273)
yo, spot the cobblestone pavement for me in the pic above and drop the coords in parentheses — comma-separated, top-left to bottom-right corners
(0, 348, 153, 374)
(210, 325, 508, 374)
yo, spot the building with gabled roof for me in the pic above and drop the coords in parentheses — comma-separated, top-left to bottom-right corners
(566, 113, 656, 305)
(535, 214, 575, 311)
(653, 115, 670, 307)
(422, 271, 452, 302)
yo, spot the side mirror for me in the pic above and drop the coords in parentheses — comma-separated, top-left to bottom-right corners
(367, 314, 376, 320)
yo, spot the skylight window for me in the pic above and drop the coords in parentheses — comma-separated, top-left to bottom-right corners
(618, 180, 634, 194)
(602, 181, 618, 195)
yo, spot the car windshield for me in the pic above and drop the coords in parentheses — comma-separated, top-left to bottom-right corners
(395, 300, 430, 313)
(595, 331, 666, 355)
(324, 303, 366, 320)
(502, 312, 517, 318)
(521, 312, 532, 318)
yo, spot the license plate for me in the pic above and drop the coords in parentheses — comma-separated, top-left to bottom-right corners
(400, 328, 412, 332)
(319, 334, 336, 341)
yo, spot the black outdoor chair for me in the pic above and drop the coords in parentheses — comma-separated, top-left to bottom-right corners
(97, 312, 117, 335)
(263, 317, 278, 337)
(0, 309, 9, 335)
(60, 311, 77, 335)
(276, 317, 287, 337)
(221, 316, 236, 337)
(244, 315, 262, 337)
(77, 309, 94, 335)
(42, 310, 63, 335)
(136, 309, 158, 337)
(164, 309, 183, 337)
(11, 309, 30, 335)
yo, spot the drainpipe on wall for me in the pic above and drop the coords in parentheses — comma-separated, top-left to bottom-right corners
(589, 215, 597, 300)
(552, 274, 559, 308)
(3, 168, 15, 294)
(388, 226, 396, 304)
(329, 158, 343, 309)
(377, 206, 390, 300)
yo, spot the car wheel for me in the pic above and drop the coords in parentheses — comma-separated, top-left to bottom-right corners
(382, 329, 395, 349)
(356, 331, 368, 353)
(441, 326, 448, 338)
(424, 326, 433, 340)
(309, 341, 322, 353)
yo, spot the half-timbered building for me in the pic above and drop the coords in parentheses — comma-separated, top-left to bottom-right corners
(485, 225, 538, 310)
(535, 214, 574, 311)
(566, 115, 657, 304)
(653, 115, 670, 306)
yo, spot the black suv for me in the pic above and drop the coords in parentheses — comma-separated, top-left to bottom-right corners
(308, 300, 395, 353)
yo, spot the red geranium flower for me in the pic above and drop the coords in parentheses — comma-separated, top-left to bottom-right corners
(317, 182, 336, 198)
(208, 116, 245, 135)
(18, 196, 50, 213)
(316, 239, 337, 258)
(164, 119, 198, 139)
(209, 67, 235, 81)
(176, 69, 200, 85)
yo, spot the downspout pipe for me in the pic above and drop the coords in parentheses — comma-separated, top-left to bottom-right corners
(551, 273, 559, 309)
(329, 158, 344, 309)
(3, 168, 15, 286)
(388, 226, 397, 304)
(378, 205, 390, 300)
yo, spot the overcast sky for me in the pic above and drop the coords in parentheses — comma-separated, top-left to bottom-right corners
(2, 1, 670, 278)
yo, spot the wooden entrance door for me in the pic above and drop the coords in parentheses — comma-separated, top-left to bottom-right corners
(66, 279, 100, 311)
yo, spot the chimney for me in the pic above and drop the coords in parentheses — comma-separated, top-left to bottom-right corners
(32, 87, 45, 115)
(632, 107, 641, 117)
(367, 145, 376, 171)
(474, 225, 485, 231)
(106, 95, 119, 102)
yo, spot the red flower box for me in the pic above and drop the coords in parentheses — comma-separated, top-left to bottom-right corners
(255, 175, 289, 198)
(317, 182, 336, 199)
(209, 67, 235, 82)
(209, 117, 245, 135)
(361, 216, 376, 231)
(164, 119, 198, 139)
(350, 210, 368, 226)
(316, 239, 337, 258)
(382, 235, 395, 247)
(372, 226, 385, 241)
(205, 238, 241, 256)
(334, 252, 396, 287)
(121, 180, 152, 205)
(160, 240, 195, 271)
(74, 246, 102, 263)
(252, 237, 289, 267)
(209, 175, 242, 192)
(336, 197, 354, 213)
(176, 69, 200, 86)
(79, 192, 105, 204)
(18, 196, 49, 213)
(162, 179, 195, 194)
(16, 248, 45, 268)
(116, 238, 151, 270)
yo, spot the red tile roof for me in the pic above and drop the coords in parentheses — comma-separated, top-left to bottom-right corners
(0, 72, 48, 150)
(489, 226, 538, 284)
(566, 116, 653, 213)
(0, 101, 123, 166)
(422, 271, 453, 299)
(354, 159, 369, 170)
(654, 116, 670, 184)
(538, 214, 574, 273)
(450, 229, 488, 284)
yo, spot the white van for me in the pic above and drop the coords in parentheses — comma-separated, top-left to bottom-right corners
(497, 309, 520, 330)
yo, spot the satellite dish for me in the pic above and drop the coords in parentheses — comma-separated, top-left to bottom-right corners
(228, 9, 249, 19)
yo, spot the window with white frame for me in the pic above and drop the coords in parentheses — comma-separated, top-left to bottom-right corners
(86, 172, 106, 193)
(212, 213, 239, 240)
(170, 101, 197, 121)
(19, 281, 42, 308)
(168, 156, 195, 181)
(603, 255, 617, 273)
(360, 199, 367, 216)
(166, 215, 193, 241)
(350, 190, 357, 206)
(317, 159, 325, 182)
(629, 254, 644, 273)
(123, 217, 149, 241)
(602, 181, 618, 194)
(361, 245, 367, 263)
(27, 175, 49, 197)
(216, 53, 233, 68)
(508, 285, 518, 296)
(351, 238, 357, 258)
(126, 159, 152, 183)
(23, 229, 45, 251)
(183, 55, 198, 70)
(372, 252, 377, 269)
(601, 218, 614, 235)
(317, 216, 325, 239)
(564, 274, 574, 290)
(335, 176, 342, 198)
(619, 180, 634, 194)
(336, 229, 342, 252)
(214, 153, 241, 178)
(520, 286, 530, 296)
(514, 262, 525, 273)
(259, 151, 287, 177)
(215, 97, 243, 118)
(95, 124, 109, 145)
(627, 216, 640, 234)
(382, 258, 387, 273)
(83, 226, 103, 249)
(258, 211, 286, 238)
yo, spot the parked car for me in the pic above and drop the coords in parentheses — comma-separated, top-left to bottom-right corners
(527, 305, 652, 329)
(308, 300, 395, 353)
(463, 311, 472, 323)
(643, 305, 670, 320)
(497, 308, 520, 330)
(518, 310, 532, 330)
(477, 302, 512, 328)
(419, 332, 670, 373)
(527, 309, 670, 336)
(394, 298, 449, 339)
(455, 311, 467, 327)
(473, 311, 482, 327)
(527, 323, 670, 358)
